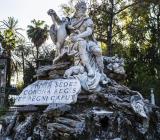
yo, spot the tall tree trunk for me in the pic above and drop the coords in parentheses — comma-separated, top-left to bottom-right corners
(5, 49, 11, 107)
(108, 0, 114, 56)
(36, 46, 39, 69)
(6, 50, 11, 87)
(157, 5, 160, 47)
(22, 51, 25, 84)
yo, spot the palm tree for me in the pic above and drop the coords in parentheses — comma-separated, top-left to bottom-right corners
(0, 17, 24, 86)
(27, 19, 49, 68)
(14, 41, 34, 86)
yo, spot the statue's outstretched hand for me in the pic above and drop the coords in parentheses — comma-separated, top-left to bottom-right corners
(47, 9, 56, 16)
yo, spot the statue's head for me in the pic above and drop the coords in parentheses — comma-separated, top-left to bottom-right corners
(74, 0, 87, 17)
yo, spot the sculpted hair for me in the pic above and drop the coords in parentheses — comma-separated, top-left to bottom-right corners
(75, 0, 87, 10)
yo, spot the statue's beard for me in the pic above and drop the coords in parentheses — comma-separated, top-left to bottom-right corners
(74, 11, 86, 18)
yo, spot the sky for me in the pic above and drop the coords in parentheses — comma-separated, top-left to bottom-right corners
(0, 0, 69, 40)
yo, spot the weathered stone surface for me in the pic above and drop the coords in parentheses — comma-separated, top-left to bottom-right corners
(3, 111, 19, 136)
(44, 104, 71, 117)
(36, 62, 71, 77)
(14, 114, 36, 140)
(9, 106, 38, 112)
(103, 55, 125, 75)
(31, 113, 51, 140)
(47, 116, 85, 135)
(55, 117, 85, 132)
(1, 81, 160, 140)
(32, 124, 50, 140)
(103, 56, 126, 81)
(130, 95, 147, 118)
(14, 79, 81, 105)
(2, 76, 160, 140)
(90, 107, 113, 118)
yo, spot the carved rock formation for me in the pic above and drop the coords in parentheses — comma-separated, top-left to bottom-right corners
(0, 57, 160, 140)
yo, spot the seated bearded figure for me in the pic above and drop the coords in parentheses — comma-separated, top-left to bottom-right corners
(48, 0, 108, 90)
(68, 1, 105, 76)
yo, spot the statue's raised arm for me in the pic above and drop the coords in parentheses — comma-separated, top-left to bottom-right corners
(47, 9, 72, 64)
(47, 9, 61, 25)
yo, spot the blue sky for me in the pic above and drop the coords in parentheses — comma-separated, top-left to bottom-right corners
(0, 0, 69, 39)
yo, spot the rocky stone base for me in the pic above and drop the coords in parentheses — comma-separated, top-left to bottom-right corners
(1, 80, 160, 140)
(0, 56, 159, 140)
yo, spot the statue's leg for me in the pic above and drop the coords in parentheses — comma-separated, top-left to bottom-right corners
(55, 42, 61, 56)
(91, 45, 111, 84)
(53, 45, 61, 64)
(78, 40, 94, 77)
(91, 45, 104, 73)
(53, 42, 64, 64)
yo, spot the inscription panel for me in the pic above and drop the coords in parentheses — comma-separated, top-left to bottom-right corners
(14, 79, 81, 105)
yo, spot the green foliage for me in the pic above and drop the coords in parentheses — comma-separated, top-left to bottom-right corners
(60, 0, 75, 16)
(27, 19, 49, 48)
(62, 0, 160, 103)
(89, 0, 138, 55)
(23, 63, 36, 86)
(27, 19, 49, 69)
(100, 42, 108, 55)
(0, 17, 24, 86)
(16, 81, 25, 92)
(0, 17, 24, 52)
(115, 1, 160, 102)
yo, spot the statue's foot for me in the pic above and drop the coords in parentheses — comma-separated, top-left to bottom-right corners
(88, 69, 94, 77)
(101, 73, 111, 84)
(102, 78, 111, 84)
(55, 49, 60, 57)
(52, 56, 60, 64)
(52, 59, 56, 64)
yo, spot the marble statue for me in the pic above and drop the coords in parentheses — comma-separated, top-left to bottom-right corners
(48, 0, 110, 91)
(1, 2, 160, 139)
(47, 9, 75, 64)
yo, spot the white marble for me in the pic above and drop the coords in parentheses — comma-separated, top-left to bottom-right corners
(14, 79, 81, 105)
(131, 95, 147, 118)
(48, 1, 109, 92)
